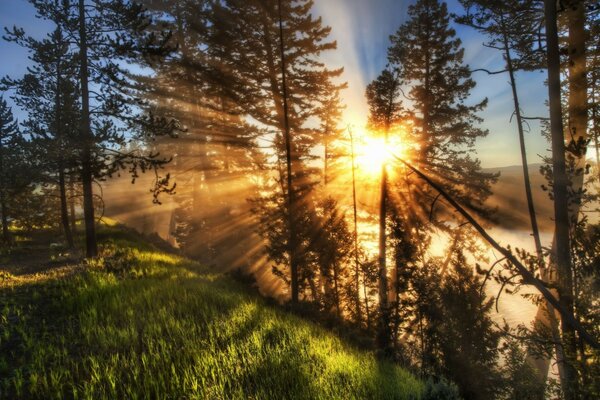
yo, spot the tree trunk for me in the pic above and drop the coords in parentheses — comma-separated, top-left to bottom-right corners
(78, 0, 97, 258)
(567, 0, 587, 159)
(323, 134, 328, 187)
(333, 261, 341, 318)
(350, 128, 362, 325)
(0, 141, 8, 244)
(55, 45, 74, 249)
(377, 128, 390, 349)
(363, 275, 371, 330)
(544, 0, 579, 397)
(277, 0, 298, 304)
(499, 18, 566, 385)
(69, 177, 77, 234)
(58, 166, 74, 248)
(0, 193, 9, 244)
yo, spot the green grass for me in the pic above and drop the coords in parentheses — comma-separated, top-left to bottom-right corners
(0, 227, 424, 399)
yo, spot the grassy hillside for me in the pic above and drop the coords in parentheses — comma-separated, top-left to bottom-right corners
(0, 226, 426, 399)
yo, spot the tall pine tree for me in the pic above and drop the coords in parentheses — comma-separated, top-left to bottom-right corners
(388, 0, 496, 218)
(4, 25, 81, 248)
(17, 0, 179, 257)
(365, 68, 403, 350)
(210, 0, 344, 302)
(0, 97, 29, 243)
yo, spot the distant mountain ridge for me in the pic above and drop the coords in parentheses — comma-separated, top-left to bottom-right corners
(483, 163, 554, 232)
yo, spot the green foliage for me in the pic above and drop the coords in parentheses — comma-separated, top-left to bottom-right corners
(0, 228, 425, 399)
(422, 378, 461, 400)
(0, 97, 32, 243)
(400, 245, 503, 400)
(365, 69, 403, 132)
(387, 0, 497, 216)
(498, 337, 547, 399)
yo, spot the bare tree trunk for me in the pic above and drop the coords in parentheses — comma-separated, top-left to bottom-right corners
(349, 128, 362, 324)
(567, 0, 587, 158)
(58, 166, 74, 248)
(0, 141, 8, 244)
(363, 275, 371, 330)
(0, 193, 8, 244)
(323, 134, 328, 187)
(69, 177, 77, 234)
(333, 261, 341, 318)
(55, 50, 74, 249)
(544, 0, 579, 397)
(277, 0, 298, 303)
(78, 0, 97, 258)
(377, 127, 390, 349)
(498, 17, 566, 385)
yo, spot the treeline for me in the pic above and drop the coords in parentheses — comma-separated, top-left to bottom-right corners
(0, 0, 599, 399)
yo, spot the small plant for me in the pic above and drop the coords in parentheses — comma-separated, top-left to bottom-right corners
(0, 270, 15, 282)
(422, 378, 461, 400)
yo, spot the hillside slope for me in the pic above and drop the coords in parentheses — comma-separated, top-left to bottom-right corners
(0, 226, 426, 399)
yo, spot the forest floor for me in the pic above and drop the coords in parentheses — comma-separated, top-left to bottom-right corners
(0, 223, 424, 399)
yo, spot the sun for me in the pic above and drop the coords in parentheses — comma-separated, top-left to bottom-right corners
(356, 136, 389, 177)
(354, 132, 405, 179)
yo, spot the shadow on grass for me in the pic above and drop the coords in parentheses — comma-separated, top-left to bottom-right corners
(1, 228, 423, 399)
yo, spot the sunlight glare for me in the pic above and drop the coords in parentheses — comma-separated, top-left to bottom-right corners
(354, 132, 405, 179)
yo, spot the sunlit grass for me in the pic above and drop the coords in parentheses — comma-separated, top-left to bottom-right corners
(0, 227, 424, 399)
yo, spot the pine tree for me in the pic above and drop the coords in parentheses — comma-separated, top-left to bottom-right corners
(210, 0, 343, 302)
(437, 255, 503, 400)
(454, 0, 566, 385)
(15, 0, 179, 257)
(365, 68, 403, 350)
(4, 25, 80, 248)
(388, 0, 496, 217)
(143, 0, 265, 267)
(0, 97, 29, 243)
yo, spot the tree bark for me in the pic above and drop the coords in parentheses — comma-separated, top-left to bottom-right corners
(0, 141, 8, 244)
(378, 126, 390, 349)
(69, 177, 77, 234)
(277, 0, 298, 304)
(58, 166, 74, 248)
(543, 0, 579, 397)
(349, 128, 362, 324)
(78, 0, 97, 258)
(0, 194, 8, 244)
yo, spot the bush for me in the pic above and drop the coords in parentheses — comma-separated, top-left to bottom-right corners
(422, 378, 461, 400)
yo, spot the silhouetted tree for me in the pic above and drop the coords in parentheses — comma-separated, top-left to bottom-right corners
(13, 0, 179, 257)
(4, 24, 80, 247)
(388, 0, 496, 217)
(0, 97, 29, 243)
(365, 68, 403, 351)
(211, 0, 343, 302)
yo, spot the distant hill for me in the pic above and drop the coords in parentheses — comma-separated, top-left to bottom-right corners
(484, 164, 555, 232)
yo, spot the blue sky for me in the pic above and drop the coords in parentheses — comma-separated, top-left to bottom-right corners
(0, 0, 551, 168)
